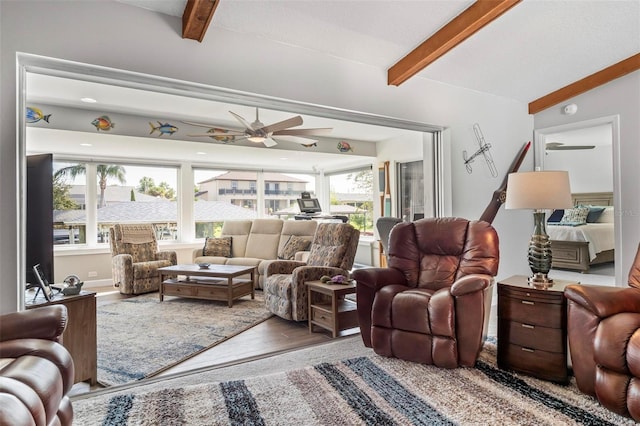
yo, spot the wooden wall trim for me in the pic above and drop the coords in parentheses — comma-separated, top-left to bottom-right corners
(182, 0, 220, 42)
(528, 53, 640, 115)
(387, 0, 521, 87)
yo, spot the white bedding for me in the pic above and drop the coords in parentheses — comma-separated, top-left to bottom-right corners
(547, 222, 614, 261)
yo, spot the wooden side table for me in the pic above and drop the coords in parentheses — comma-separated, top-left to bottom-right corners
(497, 275, 578, 384)
(306, 280, 358, 338)
(26, 291, 97, 385)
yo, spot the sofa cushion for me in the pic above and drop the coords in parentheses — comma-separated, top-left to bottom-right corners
(245, 219, 284, 259)
(221, 220, 253, 257)
(278, 220, 317, 253)
(203, 237, 232, 257)
(278, 235, 311, 260)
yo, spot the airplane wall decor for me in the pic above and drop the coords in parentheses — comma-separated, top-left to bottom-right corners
(463, 123, 498, 178)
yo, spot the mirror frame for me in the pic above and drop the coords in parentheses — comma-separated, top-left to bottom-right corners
(533, 114, 623, 283)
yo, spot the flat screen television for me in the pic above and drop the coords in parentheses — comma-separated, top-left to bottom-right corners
(297, 197, 322, 214)
(26, 154, 54, 286)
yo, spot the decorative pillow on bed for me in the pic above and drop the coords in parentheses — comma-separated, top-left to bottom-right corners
(597, 206, 615, 223)
(559, 206, 589, 226)
(278, 235, 311, 260)
(547, 209, 564, 223)
(585, 206, 606, 223)
(202, 236, 232, 257)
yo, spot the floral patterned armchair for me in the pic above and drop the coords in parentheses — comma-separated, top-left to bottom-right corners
(264, 222, 360, 321)
(109, 224, 177, 295)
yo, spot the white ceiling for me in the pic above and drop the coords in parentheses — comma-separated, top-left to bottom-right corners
(28, 0, 639, 171)
(118, 0, 640, 103)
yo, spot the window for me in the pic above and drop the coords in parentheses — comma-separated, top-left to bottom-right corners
(53, 161, 178, 245)
(194, 169, 258, 238)
(328, 168, 373, 236)
(265, 172, 314, 217)
(397, 160, 424, 221)
(53, 161, 87, 245)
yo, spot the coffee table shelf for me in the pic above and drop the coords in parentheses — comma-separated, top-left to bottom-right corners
(158, 264, 256, 307)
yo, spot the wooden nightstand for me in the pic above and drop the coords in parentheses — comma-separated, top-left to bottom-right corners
(497, 275, 578, 384)
(306, 280, 358, 338)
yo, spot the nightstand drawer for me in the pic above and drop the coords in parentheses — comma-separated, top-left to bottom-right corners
(499, 319, 564, 353)
(311, 306, 334, 328)
(499, 343, 567, 383)
(498, 295, 562, 328)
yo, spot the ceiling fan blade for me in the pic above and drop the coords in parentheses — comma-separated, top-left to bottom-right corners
(273, 128, 332, 136)
(262, 116, 303, 134)
(263, 137, 278, 147)
(546, 142, 596, 150)
(272, 135, 318, 145)
(229, 110, 255, 132)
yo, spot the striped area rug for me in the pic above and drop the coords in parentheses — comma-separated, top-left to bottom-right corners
(73, 341, 634, 425)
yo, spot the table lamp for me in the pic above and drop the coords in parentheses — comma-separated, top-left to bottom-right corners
(505, 170, 572, 288)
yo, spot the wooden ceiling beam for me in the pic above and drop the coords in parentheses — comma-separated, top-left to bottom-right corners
(182, 0, 220, 42)
(387, 0, 521, 86)
(528, 53, 640, 115)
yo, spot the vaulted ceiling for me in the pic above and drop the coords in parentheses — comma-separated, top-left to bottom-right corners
(118, 0, 640, 109)
(27, 1, 639, 171)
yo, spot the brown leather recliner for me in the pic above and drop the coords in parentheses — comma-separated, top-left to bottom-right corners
(565, 244, 640, 421)
(353, 217, 500, 367)
(0, 305, 75, 426)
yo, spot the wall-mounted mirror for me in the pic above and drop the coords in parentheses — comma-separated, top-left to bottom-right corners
(534, 117, 618, 281)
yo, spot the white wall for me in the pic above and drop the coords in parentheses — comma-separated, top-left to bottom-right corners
(1, 1, 533, 313)
(533, 71, 640, 283)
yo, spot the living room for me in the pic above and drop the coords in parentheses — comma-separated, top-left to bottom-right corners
(1, 1, 640, 424)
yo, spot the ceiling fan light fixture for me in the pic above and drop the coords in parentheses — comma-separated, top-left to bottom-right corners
(248, 136, 266, 143)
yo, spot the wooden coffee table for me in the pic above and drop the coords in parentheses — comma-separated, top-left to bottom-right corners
(158, 264, 256, 307)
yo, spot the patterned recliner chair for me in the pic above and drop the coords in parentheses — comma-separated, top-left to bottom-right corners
(110, 223, 177, 295)
(264, 222, 360, 321)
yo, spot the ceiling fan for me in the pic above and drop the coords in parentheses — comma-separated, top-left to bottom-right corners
(545, 142, 596, 151)
(185, 108, 332, 147)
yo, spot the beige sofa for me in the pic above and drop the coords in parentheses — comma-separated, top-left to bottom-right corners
(193, 219, 318, 289)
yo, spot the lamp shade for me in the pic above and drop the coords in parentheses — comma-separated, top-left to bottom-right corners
(505, 171, 572, 210)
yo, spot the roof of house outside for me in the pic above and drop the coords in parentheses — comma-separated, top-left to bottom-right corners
(68, 185, 159, 203)
(54, 200, 257, 225)
(198, 171, 309, 184)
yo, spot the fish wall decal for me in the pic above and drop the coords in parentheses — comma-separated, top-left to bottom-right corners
(26, 107, 51, 124)
(149, 121, 178, 136)
(92, 115, 115, 131)
(337, 141, 353, 152)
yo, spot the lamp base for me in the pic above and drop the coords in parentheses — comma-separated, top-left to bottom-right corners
(528, 273, 554, 289)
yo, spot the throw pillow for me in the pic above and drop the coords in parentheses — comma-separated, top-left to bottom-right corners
(586, 206, 606, 223)
(202, 237, 232, 257)
(547, 209, 564, 223)
(278, 235, 311, 260)
(597, 206, 615, 223)
(559, 206, 589, 225)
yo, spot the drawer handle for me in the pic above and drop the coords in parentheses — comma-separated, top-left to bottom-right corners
(521, 347, 535, 353)
(521, 324, 535, 329)
(521, 300, 535, 305)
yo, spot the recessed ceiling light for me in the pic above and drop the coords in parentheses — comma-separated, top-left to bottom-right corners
(80, 97, 97, 103)
(80, 143, 92, 147)
(196, 151, 207, 155)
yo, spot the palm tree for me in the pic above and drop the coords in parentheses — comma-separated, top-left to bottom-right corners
(54, 164, 126, 208)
